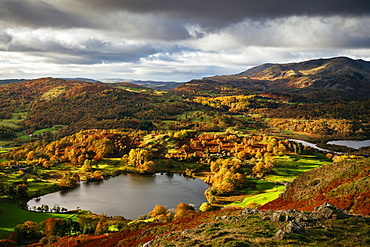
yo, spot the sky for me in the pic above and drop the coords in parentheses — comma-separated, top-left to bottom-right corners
(0, 0, 370, 82)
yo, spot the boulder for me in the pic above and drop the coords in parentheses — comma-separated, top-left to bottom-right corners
(284, 221, 306, 234)
(310, 202, 348, 220)
(242, 207, 265, 216)
(270, 212, 291, 222)
(275, 229, 288, 239)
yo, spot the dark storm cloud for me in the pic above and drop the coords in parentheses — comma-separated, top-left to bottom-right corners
(0, 0, 87, 28)
(0, 32, 12, 45)
(74, 0, 370, 23)
(2, 0, 369, 30)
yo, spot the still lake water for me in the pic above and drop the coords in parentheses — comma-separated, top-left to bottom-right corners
(326, 140, 370, 149)
(28, 173, 209, 220)
(288, 139, 335, 153)
(289, 139, 370, 153)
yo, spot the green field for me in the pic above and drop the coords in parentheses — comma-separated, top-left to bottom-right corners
(230, 185, 285, 208)
(229, 153, 331, 208)
(0, 199, 79, 239)
(266, 153, 331, 183)
(0, 147, 11, 153)
(32, 125, 66, 135)
(0, 112, 27, 128)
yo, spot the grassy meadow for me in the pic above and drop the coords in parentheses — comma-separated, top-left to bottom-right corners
(0, 199, 79, 239)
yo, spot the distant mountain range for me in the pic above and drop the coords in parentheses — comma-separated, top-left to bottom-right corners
(2, 56, 370, 101)
(0, 79, 27, 86)
(0, 78, 183, 90)
(99, 79, 183, 90)
(171, 57, 370, 101)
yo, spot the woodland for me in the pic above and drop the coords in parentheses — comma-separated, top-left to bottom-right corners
(0, 73, 369, 246)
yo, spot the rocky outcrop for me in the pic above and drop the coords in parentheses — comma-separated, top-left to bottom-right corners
(242, 202, 367, 239)
(310, 202, 349, 220)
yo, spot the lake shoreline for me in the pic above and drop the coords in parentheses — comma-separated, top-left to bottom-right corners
(26, 173, 209, 219)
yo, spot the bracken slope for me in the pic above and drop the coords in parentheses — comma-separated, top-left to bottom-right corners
(260, 157, 370, 215)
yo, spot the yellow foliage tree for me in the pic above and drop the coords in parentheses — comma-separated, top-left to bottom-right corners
(149, 204, 173, 222)
(175, 203, 195, 219)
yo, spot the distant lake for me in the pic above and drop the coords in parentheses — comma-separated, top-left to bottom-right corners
(326, 140, 370, 149)
(28, 173, 209, 220)
(289, 138, 370, 153)
(288, 139, 337, 153)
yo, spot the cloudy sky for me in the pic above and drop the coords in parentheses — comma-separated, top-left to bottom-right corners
(0, 0, 370, 81)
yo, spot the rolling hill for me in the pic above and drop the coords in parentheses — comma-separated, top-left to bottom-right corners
(171, 57, 370, 101)
(0, 78, 194, 134)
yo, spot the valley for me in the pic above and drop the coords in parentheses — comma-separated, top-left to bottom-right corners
(0, 57, 370, 246)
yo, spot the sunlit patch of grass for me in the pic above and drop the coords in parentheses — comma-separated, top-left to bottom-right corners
(0, 112, 27, 128)
(265, 153, 331, 183)
(229, 185, 285, 208)
(39, 86, 67, 100)
(27, 180, 59, 197)
(0, 147, 12, 153)
(95, 158, 121, 172)
(32, 125, 66, 135)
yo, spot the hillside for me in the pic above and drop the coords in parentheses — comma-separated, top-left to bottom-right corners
(1, 59, 370, 247)
(31, 203, 370, 247)
(0, 78, 195, 134)
(171, 57, 370, 101)
(260, 157, 370, 215)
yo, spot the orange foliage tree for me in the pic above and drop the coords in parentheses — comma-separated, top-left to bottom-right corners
(175, 203, 195, 219)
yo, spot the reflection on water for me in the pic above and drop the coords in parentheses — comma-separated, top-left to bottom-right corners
(28, 173, 209, 220)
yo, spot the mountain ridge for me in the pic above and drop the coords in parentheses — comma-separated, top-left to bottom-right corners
(171, 56, 370, 100)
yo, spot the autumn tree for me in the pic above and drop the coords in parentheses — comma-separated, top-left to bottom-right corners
(252, 155, 276, 177)
(175, 203, 195, 219)
(199, 202, 213, 212)
(81, 159, 93, 172)
(41, 218, 69, 238)
(149, 204, 174, 223)
(138, 160, 156, 174)
(122, 148, 156, 173)
(59, 172, 80, 189)
(10, 221, 42, 242)
(209, 159, 247, 195)
(267, 138, 278, 153)
(16, 183, 28, 199)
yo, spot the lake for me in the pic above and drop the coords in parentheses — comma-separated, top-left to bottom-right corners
(326, 140, 370, 149)
(288, 139, 337, 153)
(289, 138, 370, 153)
(27, 173, 209, 220)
